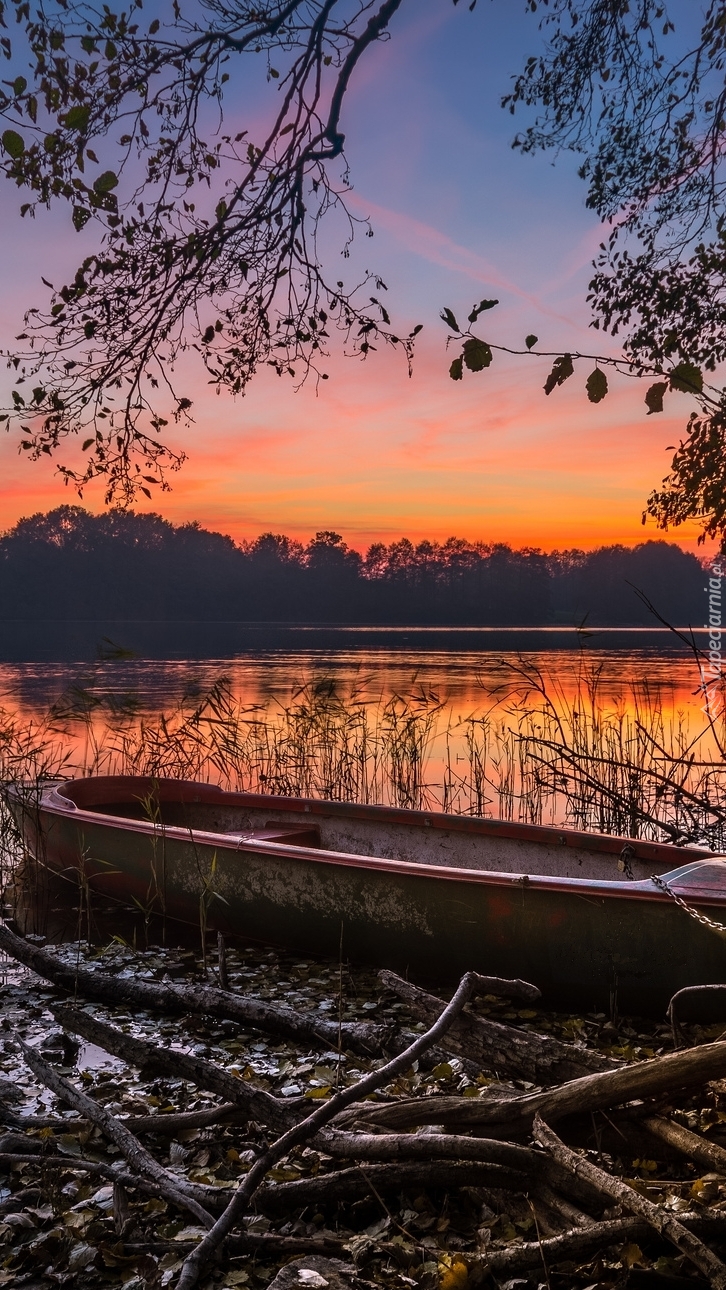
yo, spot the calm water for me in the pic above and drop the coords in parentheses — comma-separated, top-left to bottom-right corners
(0, 622, 719, 836)
(0, 624, 708, 717)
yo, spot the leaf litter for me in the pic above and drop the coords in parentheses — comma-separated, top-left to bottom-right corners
(1, 936, 726, 1290)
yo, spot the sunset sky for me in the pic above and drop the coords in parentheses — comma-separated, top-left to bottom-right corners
(0, 1, 711, 555)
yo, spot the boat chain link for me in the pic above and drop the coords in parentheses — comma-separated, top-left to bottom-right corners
(650, 872, 726, 939)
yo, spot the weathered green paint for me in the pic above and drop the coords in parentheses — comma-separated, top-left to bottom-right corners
(12, 777, 726, 1015)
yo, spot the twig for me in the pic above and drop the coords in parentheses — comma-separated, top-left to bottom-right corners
(217, 932, 229, 992)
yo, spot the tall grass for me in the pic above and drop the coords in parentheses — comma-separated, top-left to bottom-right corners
(2, 655, 726, 883)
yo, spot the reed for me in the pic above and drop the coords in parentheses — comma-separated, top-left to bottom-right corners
(2, 656, 726, 882)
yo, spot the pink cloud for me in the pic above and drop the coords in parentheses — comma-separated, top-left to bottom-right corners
(346, 192, 577, 327)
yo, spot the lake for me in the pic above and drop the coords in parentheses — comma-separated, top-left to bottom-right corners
(0, 624, 719, 840)
(0, 622, 708, 711)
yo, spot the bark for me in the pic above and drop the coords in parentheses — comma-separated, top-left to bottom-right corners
(644, 1115, 726, 1176)
(533, 1113, 726, 1289)
(378, 970, 614, 1083)
(346, 1036, 726, 1136)
(176, 970, 512, 1290)
(316, 1129, 537, 1170)
(20, 1040, 218, 1226)
(534, 1182, 595, 1228)
(0, 1151, 169, 1195)
(53, 1003, 300, 1131)
(255, 1159, 528, 1213)
(485, 1216, 648, 1274)
(0, 922, 386, 1056)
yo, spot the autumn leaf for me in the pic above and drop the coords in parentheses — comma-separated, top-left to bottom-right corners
(544, 353, 574, 395)
(645, 381, 668, 414)
(449, 356, 463, 381)
(1, 129, 25, 157)
(467, 298, 498, 323)
(669, 361, 703, 394)
(462, 337, 493, 372)
(621, 1243, 645, 1269)
(586, 368, 608, 403)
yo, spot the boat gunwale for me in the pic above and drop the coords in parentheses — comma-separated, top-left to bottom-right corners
(23, 776, 726, 907)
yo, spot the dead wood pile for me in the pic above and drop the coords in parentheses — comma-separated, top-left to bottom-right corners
(2, 922, 726, 1290)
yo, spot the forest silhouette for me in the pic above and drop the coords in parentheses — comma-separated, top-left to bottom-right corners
(0, 506, 706, 626)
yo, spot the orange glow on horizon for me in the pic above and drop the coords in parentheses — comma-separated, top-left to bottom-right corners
(0, 337, 716, 558)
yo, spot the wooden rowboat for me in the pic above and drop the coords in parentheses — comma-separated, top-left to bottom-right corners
(10, 775, 726, 1014)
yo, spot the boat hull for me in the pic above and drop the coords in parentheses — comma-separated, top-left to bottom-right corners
(11, 777, 726, 1015)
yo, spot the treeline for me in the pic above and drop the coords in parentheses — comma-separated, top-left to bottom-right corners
(0, 506, 707, 625)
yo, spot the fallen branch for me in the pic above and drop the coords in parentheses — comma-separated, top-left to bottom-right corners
(0, 1151, 172, 1196)
(487, 1209, 726, 1276)
(485, 1216, 643, 1275)
(0, 922, 386, 1056)
(347, 1036, 726, 1135)
(256, 1159, 528, 1212)
(644, 1115, 726, 1176)
(379, 970, 614, 1083)
(532, 1113, 726, 1289)
(53, 1004, 300, 1131)
(20, 1041, 218, 1227)
(316, 1129, 536, 1169)
(176, 970, 505, 1290)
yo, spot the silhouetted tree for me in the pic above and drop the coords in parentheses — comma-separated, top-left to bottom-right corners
(0, 508, 705, 626)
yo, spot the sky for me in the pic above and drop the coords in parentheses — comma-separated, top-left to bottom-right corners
(0, 0, 713, 555)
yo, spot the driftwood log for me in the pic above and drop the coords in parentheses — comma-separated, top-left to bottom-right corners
(379, 969, 614, 1082)
(0, 1102, 245, 1135)
(485, 1212, 726, 1277)
(0, 922, 385, 1055)
(257, 1160, 529, 1212)
(5, 921, 726, 1290)
(346, 1035, 726, 1135)
(19, 1041, 218, 1225)
(175, 970, 504, 1290)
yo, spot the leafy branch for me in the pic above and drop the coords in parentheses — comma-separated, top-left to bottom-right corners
(0, 0, 420, 502)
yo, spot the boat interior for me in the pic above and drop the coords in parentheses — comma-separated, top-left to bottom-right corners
(49, 777, 717, 883)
